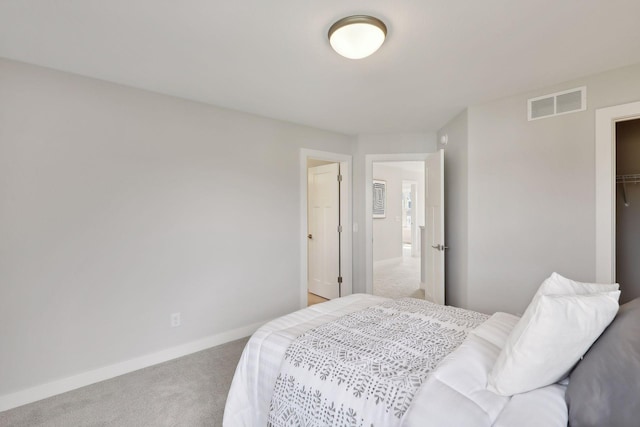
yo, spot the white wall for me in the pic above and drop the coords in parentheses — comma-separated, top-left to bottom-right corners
(372, 163, 424, 262)
(455, 62, 640, 315)
(352, 134, 438, 293)
(0, 58, 355, 398)
(372, 166, 424, 262)
(616, 118, 640, 303)
(372, 164, 403, 261)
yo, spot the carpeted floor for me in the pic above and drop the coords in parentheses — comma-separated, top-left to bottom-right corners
(373, 250, 423, 299)
(0, 337, 249, 427)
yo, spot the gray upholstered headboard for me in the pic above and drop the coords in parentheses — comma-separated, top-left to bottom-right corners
(565, 297, 640, 427)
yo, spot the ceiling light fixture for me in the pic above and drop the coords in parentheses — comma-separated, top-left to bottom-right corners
(328, 15, 387, 60)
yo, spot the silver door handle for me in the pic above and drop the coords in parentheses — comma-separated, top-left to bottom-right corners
(431, 244, 449, 251)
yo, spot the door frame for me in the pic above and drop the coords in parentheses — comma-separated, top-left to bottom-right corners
(401, 179, 419, 257)
(595, 101, 640, 282)
(365, 153, 430, 295)
(300, 149, 352, 308)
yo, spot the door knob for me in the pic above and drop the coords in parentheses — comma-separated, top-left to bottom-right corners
(308, 234, 313, 239)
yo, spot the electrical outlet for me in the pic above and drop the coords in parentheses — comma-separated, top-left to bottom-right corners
(170, 312, 181, 328)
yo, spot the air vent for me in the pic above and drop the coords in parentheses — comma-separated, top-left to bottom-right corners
(528, 86, 586, 121)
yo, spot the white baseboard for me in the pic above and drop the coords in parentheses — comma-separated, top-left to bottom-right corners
(0, 320, 264, 413)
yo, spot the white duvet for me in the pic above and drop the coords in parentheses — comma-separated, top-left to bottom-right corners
(223, 294, 568, 427)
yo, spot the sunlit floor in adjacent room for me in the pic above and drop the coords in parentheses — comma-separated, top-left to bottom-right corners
(373, 244, 424, 299)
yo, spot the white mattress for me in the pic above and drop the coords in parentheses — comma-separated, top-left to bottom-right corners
(223, 295, 569, 427)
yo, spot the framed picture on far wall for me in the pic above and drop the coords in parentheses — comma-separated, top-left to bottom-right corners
(373, 180, 386, 218)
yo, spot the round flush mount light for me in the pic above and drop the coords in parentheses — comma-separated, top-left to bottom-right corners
(328, 15, 387, 59)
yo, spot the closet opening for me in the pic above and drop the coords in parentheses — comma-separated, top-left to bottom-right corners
(616, 118, 640, 303)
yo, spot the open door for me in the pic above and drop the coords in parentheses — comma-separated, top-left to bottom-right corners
(425, 149, 445, 304)
(308, 163, 341, 299)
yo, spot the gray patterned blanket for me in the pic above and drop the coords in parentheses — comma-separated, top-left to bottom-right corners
(267, 298, 489, 427)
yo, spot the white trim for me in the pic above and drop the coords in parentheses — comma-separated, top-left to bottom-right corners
(299, 149, 353, 308)
(0, 320, 264, 412)
(595, 101, 640, 283)
(365, 153, 431, 295)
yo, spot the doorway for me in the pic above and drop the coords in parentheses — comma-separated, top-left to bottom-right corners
(307, 160, 340, 303)
(371, 162, 425, 299)
(402, 180, 420, 257)
(615, 118, 640, 303)
(300, 149, 352, 308)
(595, 101, 640, 292)
(365, 151, 446, 304)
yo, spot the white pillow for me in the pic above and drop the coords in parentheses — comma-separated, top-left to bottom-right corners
(487, 291, 620, 396)
(493, 272, 620, 380)
(535, 272, 619, 297)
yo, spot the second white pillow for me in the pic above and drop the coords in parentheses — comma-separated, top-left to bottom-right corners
(487, 291, 620, 396)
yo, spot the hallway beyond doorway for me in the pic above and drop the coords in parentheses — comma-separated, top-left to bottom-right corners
(373, 244, 424, 299)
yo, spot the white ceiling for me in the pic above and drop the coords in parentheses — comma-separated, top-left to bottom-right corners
(1, 1, 640, 135)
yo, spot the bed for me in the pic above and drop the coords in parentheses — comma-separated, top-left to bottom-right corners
(223, 274, 640, 427)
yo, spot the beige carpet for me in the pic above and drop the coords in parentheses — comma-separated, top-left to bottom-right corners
(0, 337, 249, 427)
(373, 251, 423, 299)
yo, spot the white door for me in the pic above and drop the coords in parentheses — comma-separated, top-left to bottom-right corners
(308, 163, 340, 299)
(425, 150, 445, 304)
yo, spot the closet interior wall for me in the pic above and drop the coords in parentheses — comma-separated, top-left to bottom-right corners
(616, 118, 640, 303)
